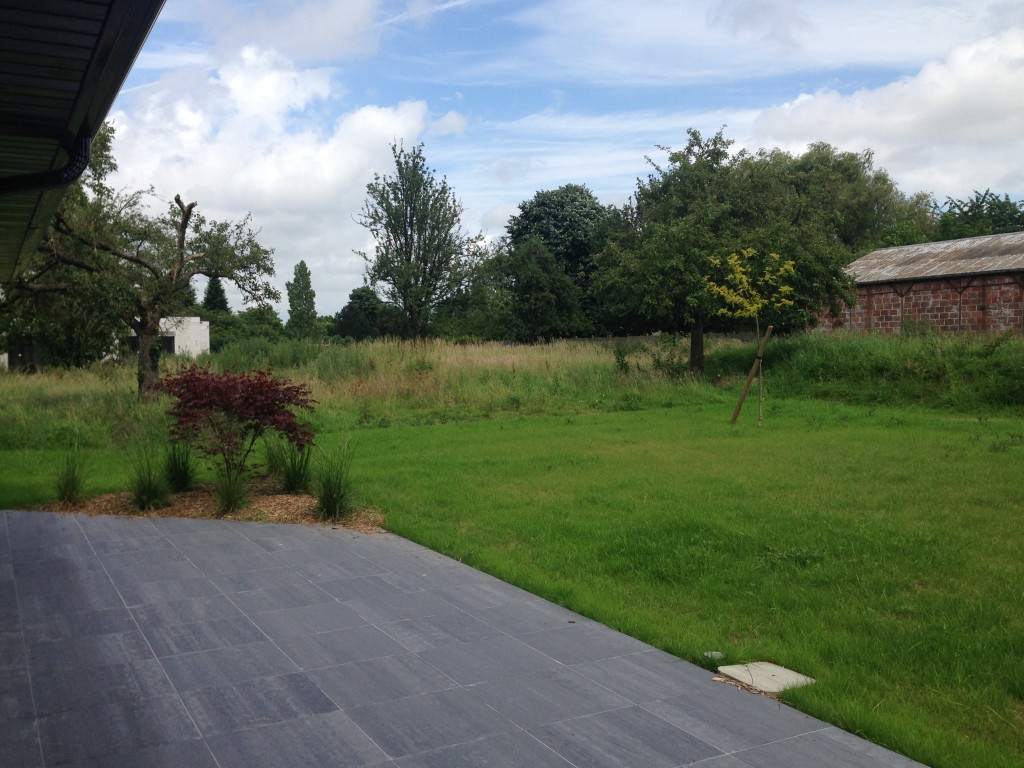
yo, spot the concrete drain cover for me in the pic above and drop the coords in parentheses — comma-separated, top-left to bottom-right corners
(717, 662, 815, 694)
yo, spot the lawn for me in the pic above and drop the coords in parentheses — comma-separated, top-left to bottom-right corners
(1, 336, 1022, 767)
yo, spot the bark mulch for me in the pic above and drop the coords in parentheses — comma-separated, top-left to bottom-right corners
(39, 475, 387, 535)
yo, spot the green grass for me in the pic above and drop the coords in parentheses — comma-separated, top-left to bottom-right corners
(1, 335, 1023, 767)
(343, 403, 1024, 768)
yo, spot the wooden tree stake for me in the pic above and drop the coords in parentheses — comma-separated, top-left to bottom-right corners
(730, 325, 774, 425)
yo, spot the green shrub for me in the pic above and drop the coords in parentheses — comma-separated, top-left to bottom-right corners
(54, 447, 85, 505)
(314, 443, 356, 522)
(214, 470, 249, 516)
(163, 442, 198, 492)
(130, 449, 170, 510)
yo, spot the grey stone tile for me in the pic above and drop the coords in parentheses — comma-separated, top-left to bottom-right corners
(106, 559, 205, 587)
(518, 623, 652, 665)
(186, 550, 284, 577)
(248, 600, 367, 639)
(15, 568, 115, 597)
(36, 695, 200, 765)
(208, 566, 310, 593)
(32, 658, 175, 714)
(141, 615, 266, 658)
(60, 738, 219, 768)
(642, 684, 826, 753)
(315, 572, 422, 602)
(89, 534, 177, 556)
(395, 731, 575, 768)
(180, 672, 338, 736)
(378, 611, 504, 653)
(227, 581, 335, 615)
(17, 578, 124, 619)
(0, 672, 34, 720)
(0, 716, 43, 767)
(416, 634, 562, 685)
(116, 575, 222, 607)
(13, 555, 105, 580)
(0, 634, 25, 674)
(25, 629, 153, 676)
(426, 578, 526, 611)
(21, 607, 136, 642)
(732, 726, 929, 768)
(529, 705, 722, 767)
(346, 687, 517, 759)
(571, 649, 718, 704)
(345, 591, 461, 624)
(468, 667, 633, 729)
(99, 547, 191, 571)
(130, 593, 244, 629)
(274, 624, 406, 670)
(273, 549, 388, 581)
(159, 641, 299, 692)
(471, 598, 594, 636)
(207, 710, 388, 768)
(306, 653, 458, 710)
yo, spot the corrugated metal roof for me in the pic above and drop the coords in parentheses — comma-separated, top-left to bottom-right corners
(848, 231, 1024, 284)
(0, 0, 166, 283)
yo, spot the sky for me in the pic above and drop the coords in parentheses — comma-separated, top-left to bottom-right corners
(108, 0, 1024, 318)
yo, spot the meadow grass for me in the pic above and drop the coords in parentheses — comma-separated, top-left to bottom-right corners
(1, 334, 1022, 767)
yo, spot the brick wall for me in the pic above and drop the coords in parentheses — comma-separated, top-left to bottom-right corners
(821, 274, 1024, 333)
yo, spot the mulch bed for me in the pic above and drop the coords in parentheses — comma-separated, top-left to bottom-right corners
(39, 474, 387, 535)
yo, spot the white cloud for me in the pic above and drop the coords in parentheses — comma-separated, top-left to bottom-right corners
(750, 28, 1024, 198)
(110, 47, 432, 315)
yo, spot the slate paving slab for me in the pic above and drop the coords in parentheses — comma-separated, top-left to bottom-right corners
(1, 509, 929, 767)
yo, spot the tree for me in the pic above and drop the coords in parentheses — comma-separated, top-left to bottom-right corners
(594, 129, 905, 371)
(491, 237, 584, 342)
(334, 286, 385, 340)
(358, 142, 480, 339)
(286, 260, 319, 339)
(937, 190, 1024, 240)
(506, 184, 611, 330)
(8, 124, 279, 395)
(202, 276, 231, 313)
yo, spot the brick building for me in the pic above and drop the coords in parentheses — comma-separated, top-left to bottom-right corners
(824, 232, 1024, 333)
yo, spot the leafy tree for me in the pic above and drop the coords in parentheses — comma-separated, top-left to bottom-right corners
(937, 190, 1024, 240)
(358, 142, 480, 339)
(334, 286, 385, 340)
(506, 184, 611, 330)
(594, 130, 907, 371)
(286, 260, 319, 339)
(492, 237, 584, 342)
(202, 276, 231, 313)
(7, 124, 278, 395)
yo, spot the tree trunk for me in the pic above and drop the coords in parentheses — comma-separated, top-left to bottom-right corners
(134, 314, 162, 399)
(688, 315, 705, 373)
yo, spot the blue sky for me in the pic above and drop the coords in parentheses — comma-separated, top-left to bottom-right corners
(109, 0, 1024, 316)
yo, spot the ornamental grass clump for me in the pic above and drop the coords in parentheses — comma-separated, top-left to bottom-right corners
(130, 448, 170, 511)
(314, 443, 357, 522)
(156, 365, 316, 516)
(54, 446, 85, 505)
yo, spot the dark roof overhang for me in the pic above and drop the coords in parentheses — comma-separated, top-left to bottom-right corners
(0, 0, 166, 284)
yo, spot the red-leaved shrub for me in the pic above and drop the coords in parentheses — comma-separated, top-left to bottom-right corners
(156, 365, 315, 481)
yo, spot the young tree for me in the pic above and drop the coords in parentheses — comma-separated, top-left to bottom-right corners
(202, 276, 231, 314)
(8, 124, 278, 395)
(357, 142, 480, 339)
(286, 260, 319, 339)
